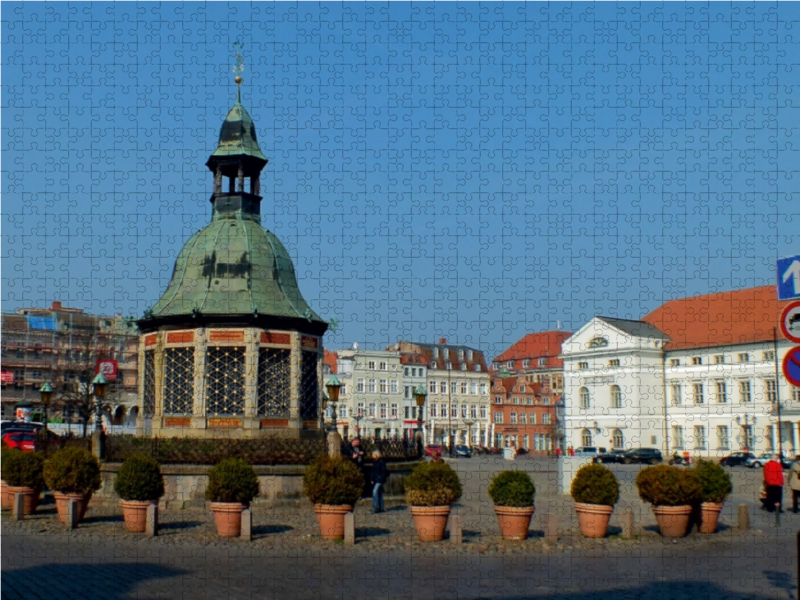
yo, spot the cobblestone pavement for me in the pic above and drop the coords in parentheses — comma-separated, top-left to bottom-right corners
(2, 456, 796, 599)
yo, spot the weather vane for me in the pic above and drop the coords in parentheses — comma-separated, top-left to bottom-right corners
(233, 40, 245, 84)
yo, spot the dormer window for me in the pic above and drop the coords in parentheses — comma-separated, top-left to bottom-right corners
(474, 364, 481, 372)
(430, 360, 436, 369)
(461, 362, 467, 371)
(433, 348, 439, 358)
(467, 350, 473, 361)
(522, 359, 531, 368)
(538, 357, 547, 366)
(506, 360, 514, 368)
(446, 362, 452, 370)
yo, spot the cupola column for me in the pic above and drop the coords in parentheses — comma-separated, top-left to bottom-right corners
(288, 332, 302, 429)
(237, 166, 245, 192)
(214, 168, 222, 195)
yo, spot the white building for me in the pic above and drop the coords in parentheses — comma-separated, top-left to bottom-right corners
(562, 286, 799, 458)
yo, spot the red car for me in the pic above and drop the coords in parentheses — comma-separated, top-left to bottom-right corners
(2, 430, 60, 452)
(425, 444, 443, 457)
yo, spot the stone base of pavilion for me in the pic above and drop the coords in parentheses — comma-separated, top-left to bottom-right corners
(140, 417, 323, 439)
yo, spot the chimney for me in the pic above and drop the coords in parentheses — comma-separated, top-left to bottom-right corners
(51, 301, 62, 311)
(439, 337, 447, 345)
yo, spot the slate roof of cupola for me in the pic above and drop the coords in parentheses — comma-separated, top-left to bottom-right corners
(210, 100, 268, 162)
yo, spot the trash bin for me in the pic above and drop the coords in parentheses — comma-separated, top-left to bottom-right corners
(503, 447, 516, 461)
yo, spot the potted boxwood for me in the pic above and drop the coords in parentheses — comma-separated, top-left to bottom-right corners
(1, 449, 45, 515)
(635, 464, 702, 537)
(302, 455, 364, 540)
(694, 459, 732, 533)
(205, 458, 259, 537)
(570, 463, 619, 538)
(404, 461, 463, 542)
(43, 446, 102, 523)
(488, 470, 536, 540)
(1, 438, 13, 510)
(113, 454, 165, 532)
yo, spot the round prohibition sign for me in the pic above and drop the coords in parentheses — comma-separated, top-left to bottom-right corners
(783, 347, 800, 388)
(780, 300, 800, 344)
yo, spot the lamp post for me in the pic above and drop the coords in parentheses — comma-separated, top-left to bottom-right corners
(414, 385, 427, 457)
(91, 373, 107, 459)
(325, 376, 342, 434)
(39, 383, 53, 456)
(464, 418, 475, 448)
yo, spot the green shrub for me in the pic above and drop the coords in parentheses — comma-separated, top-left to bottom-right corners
(694, 459, 732, 503)
(488, 470, 535, 507)
(404, 461, 463, 506)
(635, 464, 702, 507)
(205, 458, 259, 504)
(113, 454, 165, 501)
(570, 463, 619, 506)
(1, 450, 45, 489)
(43, 447, 102, 494)
(302, 455, 364, 506)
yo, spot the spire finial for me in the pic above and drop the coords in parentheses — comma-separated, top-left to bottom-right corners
(233, 40, 245, 103)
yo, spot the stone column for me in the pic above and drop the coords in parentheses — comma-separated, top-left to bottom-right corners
(237, 167, 244, 193)
(288, 332, 302, 433)
(771, 424, 778, 452)
(136, 336, 147, 436)
(214, 168, 222, 194)
(152, 332, 165, 433)
(243, 328, 259, 433)
(191, 329, 207, 430)
(793, 422, 799, 455)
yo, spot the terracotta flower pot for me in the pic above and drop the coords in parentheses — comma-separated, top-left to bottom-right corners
(652, 505, 693, 538)
(698, 502, 724, 534)
(54, 491, 92, 523)
(410, 505, 451, 542)
(1, 481, 12, 510)
(209, 502, 246, 537)
(313, 504, 353, 540)
(493, 506, 535, 540)
(5, 486, 41, 515)
(120, 500, 157, 533)
(574, 502, 614, 538)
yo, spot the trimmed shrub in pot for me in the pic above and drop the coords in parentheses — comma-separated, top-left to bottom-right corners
(43, 447, 102, 523)
(693, 459, 732, 534)
(113, 455, 165, 532)
(570, 463, 619, 538)
(1, 450, 45, 515)
(636, 464, 702, 537)
(404, 461, 463, 542)
(303, 455, 364, 540)
(205, 458, 259, 537)
(487, 470, 536, 540)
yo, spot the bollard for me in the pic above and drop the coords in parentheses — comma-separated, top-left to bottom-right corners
(66, 499, 78, 530)
(12, 493, 25, 521)
(344, 511, 355, 545)
(145, 503, 158, 537)
(737, 504, 750, 531)
(450, 515, 463, 544)
(240, 508, 251, 541)
(621, 508, 634, 539)
(777, 503, 782, 527)
(544, 513, 558, 542)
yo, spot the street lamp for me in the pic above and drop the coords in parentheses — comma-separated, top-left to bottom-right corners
(39, 383, 53, 455)
(91, 373, 107, 459)
(325, 376, 342, 434)
(464, 418, 475, 448)
(414, 385, 427, 456)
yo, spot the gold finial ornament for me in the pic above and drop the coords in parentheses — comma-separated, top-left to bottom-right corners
(235, 75, 243, 85)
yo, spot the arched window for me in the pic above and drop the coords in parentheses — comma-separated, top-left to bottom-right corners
(579, 387, 590, 409)
(610, 385, 622, 409)
(612, 429, 624, 449)
(581, 429, 593, 447)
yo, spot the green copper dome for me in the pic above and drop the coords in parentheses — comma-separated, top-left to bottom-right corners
(150, 217, 323, 322)
(210, 100, 268, 162)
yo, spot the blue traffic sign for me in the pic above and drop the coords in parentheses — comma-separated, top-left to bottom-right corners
(778, 255, 800, 300)
(784, 347, 800, 388)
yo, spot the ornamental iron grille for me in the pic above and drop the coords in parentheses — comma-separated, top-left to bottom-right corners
(205, 346, 246, 416)
(257, 348, 291, 416)
(300, 350, 319, 419)
(163, 347, 195, 415)
(142, 349, 156, 417)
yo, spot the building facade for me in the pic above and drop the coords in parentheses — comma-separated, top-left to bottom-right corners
(562, 286, 800, 458)
(0, 301, 139, 425)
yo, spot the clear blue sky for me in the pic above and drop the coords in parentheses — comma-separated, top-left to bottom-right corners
(2, 2, 799, 359)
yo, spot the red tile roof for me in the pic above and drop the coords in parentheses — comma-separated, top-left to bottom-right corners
(323, 350, 338, 374)
(642, 285, 792, 351)
(491, 331, 572, 370)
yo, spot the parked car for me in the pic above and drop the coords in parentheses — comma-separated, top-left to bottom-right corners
(424, 444, 443, 457)
(2, 429, 60, 452)
(573, 447, 604, 458)
(719, 451, 756, 467)
(623, 448, 663, 465)
(593, 449, 627, 464)
(454, 445, 472, 458)
(747, 453, 792, 469)
(1, 422, 43, 434)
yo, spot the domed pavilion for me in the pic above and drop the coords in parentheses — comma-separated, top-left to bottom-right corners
(136, 82, 328, 438)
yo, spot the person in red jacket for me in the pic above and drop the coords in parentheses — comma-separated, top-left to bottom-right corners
(763, 454, 785, 513)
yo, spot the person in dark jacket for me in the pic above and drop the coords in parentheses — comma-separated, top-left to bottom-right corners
(370, 450, 388, 513)
(345, 437, 365, 467)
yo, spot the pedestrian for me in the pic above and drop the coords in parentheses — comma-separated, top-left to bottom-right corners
(370, 450, 388, 514)
(789, 455, 800, 513)
(763, 454, 785, 513)
(556, 447, 562, 458)
(344, 437, 365, 467)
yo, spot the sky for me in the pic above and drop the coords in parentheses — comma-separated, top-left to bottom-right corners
(2, 2, 799, 359)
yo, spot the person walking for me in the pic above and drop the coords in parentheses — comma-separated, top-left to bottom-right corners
(763, 454, 785, 513)
(789, 456, 800, 513)
(370, 450, 388, 514)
